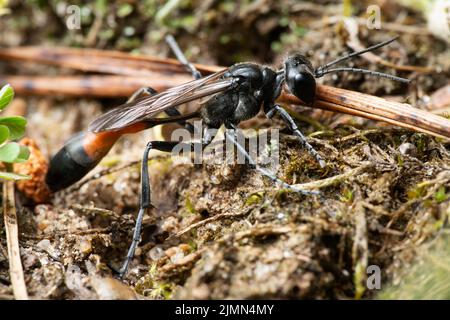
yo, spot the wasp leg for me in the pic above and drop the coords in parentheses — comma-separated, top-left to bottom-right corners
(165, 34, 202, 80)
(225, 124, 319, 196)
(127, 86, 195, 133)
(118, 141, 152, 279)
(118, 131, 216, 278)
(265, 104, 326, 168)
(126, 86, 157, 103)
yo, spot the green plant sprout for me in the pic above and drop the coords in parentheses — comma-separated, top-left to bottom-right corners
(0, 84, 30, 180)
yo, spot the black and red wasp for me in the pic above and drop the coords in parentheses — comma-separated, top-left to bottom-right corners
(46, 35, 409, 277)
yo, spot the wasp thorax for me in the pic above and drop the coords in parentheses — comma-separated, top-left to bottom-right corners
(284, 54, 317, 105)
(227, 63, 263, 91)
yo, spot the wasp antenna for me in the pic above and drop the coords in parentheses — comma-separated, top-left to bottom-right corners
(317, 67, 410, 83)
(315, 36, 399, 77)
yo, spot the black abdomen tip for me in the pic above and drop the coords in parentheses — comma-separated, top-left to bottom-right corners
(46, 132, 104, 192)
(46, 146, 95, 192)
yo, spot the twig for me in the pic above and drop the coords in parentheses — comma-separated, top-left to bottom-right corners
(333, 129, 378, 143)
(2, 48, 450, 140)
(0, 46, 222, 77)
(331, 128, 414, 144)
(70, 204, 120, 220)
(292, 162, 374, 190)
(168, 208, 251, 240)
(159, 249, 205, 274)
(1, 75, 192, 98)
(2, 179, 28, 300)
(68, 154, 171, 192)
(360, 201, 391, 217)
(283, 134, 339, 156)
(219, 225, 293, 243)
(69, 159, 140, 191)
(7, 77, 449, 141)
(20, 227, 112, 240)
(279, 88, 450, 141)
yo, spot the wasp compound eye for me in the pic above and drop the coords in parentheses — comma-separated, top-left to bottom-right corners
(285, 54, 317, 105)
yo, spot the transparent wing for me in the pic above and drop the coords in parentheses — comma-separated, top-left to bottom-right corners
(88, 69, 231, 132)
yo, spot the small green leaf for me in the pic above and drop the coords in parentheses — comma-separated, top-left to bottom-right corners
(0, 116, 27, 140)
(15, 145, 30, 162)
(0, 142, 21, 162)
(0, 124, 10, 144)
(0, 171, 30, 180)
(0, 84, 14, 111)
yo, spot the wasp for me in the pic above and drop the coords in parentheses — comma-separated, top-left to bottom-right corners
(45, 36, 409, 277)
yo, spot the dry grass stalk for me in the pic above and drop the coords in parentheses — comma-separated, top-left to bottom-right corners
(2, 180, 28, 300)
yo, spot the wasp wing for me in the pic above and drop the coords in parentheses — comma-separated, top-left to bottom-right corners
(88, 69, 231, 132)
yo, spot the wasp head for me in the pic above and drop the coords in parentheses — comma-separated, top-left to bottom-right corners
(284, 54, 316, 105)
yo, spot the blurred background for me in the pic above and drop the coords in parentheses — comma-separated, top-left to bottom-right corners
(1, 0, 448, 65)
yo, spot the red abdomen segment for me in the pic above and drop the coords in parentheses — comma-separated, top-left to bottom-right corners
(46, 123, 146, 192)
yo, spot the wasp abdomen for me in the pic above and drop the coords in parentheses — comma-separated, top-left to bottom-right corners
(46, 131, 120, 192)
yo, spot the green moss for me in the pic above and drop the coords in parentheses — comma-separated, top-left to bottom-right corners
(283, 155, 304, 183)
(434, 186, 448, 203)
(339, 187, 353, 202)
(244, 192, 263, 206)
(185, 196, 197, 214)
(135, 263, 176, 299)
(407, 186, 424, 200)
(187, 239, 197, 252)
(396, 154, 404, 167)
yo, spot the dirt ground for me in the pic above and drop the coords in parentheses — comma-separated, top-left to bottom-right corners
(0, 0, 450, 299)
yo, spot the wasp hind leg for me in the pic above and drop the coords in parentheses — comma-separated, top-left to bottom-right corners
(118, 135, 215, 278)
(118, 36, 208, 278)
